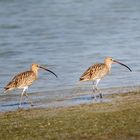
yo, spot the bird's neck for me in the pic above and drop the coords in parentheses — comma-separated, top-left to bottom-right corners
(31, 69, 38, 79)
(105, 62, 112, 72)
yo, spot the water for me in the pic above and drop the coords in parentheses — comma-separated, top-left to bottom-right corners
(0, 0, 140, 111)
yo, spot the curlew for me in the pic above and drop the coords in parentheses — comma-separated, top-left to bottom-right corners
(79, 57, 132, 99)
(4, 64, 57, 107)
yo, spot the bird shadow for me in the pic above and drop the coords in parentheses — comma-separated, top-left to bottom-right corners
(70, 95, 93, 101)
(66, 94, 106, 104)
(1, 102, 28, 107)
(67, 94, 96, 103)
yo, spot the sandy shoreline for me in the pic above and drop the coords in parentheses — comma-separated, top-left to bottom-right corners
(0, 88, 140, 140)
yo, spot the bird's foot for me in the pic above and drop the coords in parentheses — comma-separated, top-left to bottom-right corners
(99, 93, 103, 99)
(99, 93, 103, 103)
(18, 104, 22, 109)
(91, 95, 97, 101)
(30, 103, 34, 107)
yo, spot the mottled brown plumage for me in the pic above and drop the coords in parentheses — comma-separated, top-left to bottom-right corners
(5, 71, 37, 91)
(4, 63, 57, 107)
(80, 63, 109, 82)
(80, 57, 132, 99)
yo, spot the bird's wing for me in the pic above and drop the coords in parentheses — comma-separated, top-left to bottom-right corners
(79, 63, 105, 81)
(4, 71, 35, 90)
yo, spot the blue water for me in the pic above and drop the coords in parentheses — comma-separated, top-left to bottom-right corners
(0, 0, 140, 111)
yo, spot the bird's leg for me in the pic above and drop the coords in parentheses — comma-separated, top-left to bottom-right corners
(24, 92, 34, 106)
(19, 88, 26, 108)
(23, 87, 33, 106)
(96, 87, 103, 99)
(92, 81, 97, 100)
(98, 88, 103, 99)
(94, 79, 103, 99)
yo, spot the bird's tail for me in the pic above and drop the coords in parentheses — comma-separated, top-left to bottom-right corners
(4, 89, 8, 94)
(79, 77, 89, 82)
(3, 87, 11, 94)
(79, 77, 84, 81)
(4, 81, 15, 93)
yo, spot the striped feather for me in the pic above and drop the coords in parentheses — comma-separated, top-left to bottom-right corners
(4, 71, 36, 91)
(80, 63, 109, 81)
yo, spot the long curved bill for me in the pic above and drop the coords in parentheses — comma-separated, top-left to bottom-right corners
(39, 66, 58, 78)
(113, 60, 132, 72)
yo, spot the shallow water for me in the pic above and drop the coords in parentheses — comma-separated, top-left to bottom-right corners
(0, 0, 140, 111)
(0, 85, 139, 112)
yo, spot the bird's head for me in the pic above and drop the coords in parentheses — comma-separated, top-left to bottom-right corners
(31, 64, 40, 71)
(104, 57, 132, 72)
(104, 57, 114, 65)
(31, 63, 58, 77)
